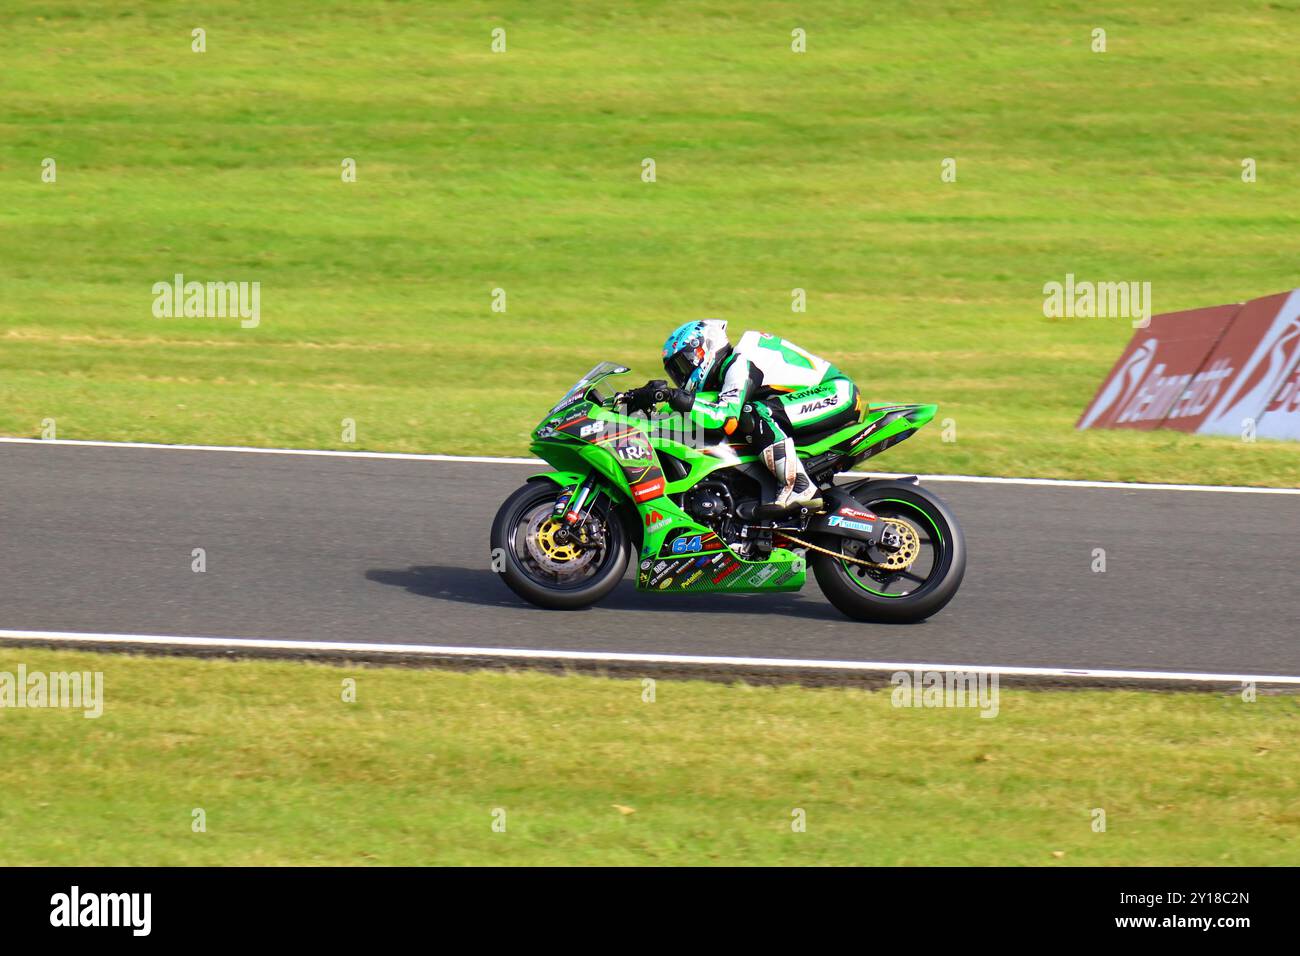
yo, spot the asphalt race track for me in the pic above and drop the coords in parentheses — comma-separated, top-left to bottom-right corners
(1, 441, 1297, 678)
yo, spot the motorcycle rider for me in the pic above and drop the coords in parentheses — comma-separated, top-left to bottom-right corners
(622, 320, 863, 511)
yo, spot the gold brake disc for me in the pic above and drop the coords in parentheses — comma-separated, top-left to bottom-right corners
(524, 509, 602, 576)
(534, 518, 582, 562)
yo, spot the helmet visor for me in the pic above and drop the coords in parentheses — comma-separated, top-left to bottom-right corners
(664, 350, 696, 389)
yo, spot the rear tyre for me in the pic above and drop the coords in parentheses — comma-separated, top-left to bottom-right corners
(812, 482, 965, 623)
(490, 481, 630, 610)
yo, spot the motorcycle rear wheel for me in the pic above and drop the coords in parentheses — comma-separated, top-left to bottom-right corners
(812, 482, 965, 623)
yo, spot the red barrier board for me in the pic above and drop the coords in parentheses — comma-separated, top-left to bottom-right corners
(1079, 289, 1300, 444)
(1195, 290, 1300, 440)
(1259, 360, 1300, 439)
(1076, 305, 1240, 431)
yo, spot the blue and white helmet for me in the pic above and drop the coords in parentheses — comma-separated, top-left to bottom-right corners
(662, 319, 729, 393)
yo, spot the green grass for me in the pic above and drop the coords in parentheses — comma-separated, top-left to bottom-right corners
(0, 649, 1296, 865)
(2, 1, 1299, 486)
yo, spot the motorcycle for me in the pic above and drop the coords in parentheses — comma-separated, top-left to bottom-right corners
(489, 362, 965, 622)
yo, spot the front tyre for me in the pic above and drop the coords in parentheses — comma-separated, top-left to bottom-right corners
(812, 482, 966, 623)
(490, 481, 630, 610)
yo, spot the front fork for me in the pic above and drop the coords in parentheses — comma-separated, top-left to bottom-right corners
(550, 474, 606, 545)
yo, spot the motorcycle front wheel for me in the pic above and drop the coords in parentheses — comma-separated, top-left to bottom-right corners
(490, 481, 631, 610)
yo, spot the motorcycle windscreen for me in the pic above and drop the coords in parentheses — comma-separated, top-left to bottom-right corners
(548, 362, 629, 415)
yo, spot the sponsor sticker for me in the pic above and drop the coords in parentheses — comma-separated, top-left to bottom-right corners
(650, 559, 690, 587)
(712, 559, 742, 584)
(774, 557, 806, 585)
(828, 515, 874, 533)
(643, 509, 673, 533)
(631, 477, 665, 502)
(552, 392, 586, 414)
(798, 395, 838, 415)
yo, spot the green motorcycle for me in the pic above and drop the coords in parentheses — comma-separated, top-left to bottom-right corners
(490, 362, 965, 622)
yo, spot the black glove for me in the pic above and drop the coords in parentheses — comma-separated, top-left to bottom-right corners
(623, 380, 672, 412)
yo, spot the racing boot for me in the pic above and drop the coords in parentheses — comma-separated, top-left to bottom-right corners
(763, 437, 823, 514)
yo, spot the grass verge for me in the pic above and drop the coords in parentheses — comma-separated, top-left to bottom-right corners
(2, 2, 1299, 485)
(1, 648, 1296, 865)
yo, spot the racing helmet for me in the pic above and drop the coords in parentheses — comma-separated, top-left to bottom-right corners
(662, 319, 729, 393)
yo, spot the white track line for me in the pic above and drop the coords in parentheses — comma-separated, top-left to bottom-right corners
(1, 629, 1296, 684)
(0, 437, 537, 465)
(2, 437, 1296, 494)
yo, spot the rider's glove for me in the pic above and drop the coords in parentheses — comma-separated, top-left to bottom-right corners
(623, 380, 671, 412)
(624, 380, 697, 414)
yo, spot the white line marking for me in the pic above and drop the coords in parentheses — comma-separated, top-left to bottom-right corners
(0, 437, 537, 465)
(878, 473, 1300, 494)
(1, 629, 1296, 684)
(2, 437, 1296, 494)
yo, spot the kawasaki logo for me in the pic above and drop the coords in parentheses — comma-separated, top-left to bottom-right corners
(630, 477, 664, 502)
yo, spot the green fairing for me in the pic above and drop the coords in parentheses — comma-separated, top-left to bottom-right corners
(527, 365, 936, 595)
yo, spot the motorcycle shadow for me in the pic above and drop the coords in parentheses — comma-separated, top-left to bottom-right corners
(365, 565, 845, 621)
